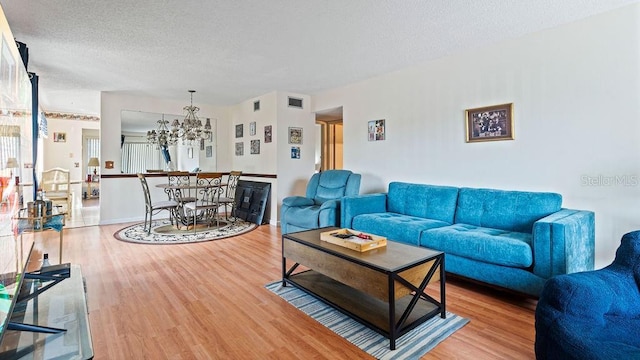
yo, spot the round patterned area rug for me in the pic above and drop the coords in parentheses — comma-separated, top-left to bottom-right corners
(114, 218, 258, 244)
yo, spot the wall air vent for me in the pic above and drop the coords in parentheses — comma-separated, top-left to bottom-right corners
(253, 100, 260, 111)
(288, 97, 303, 109)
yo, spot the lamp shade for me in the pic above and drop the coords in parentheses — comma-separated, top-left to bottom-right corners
(88, 157, 100, 167)
(5, 157, 18, 168)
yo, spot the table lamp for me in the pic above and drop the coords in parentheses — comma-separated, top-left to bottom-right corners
(5, 157, 18, 177)
(88, 157, 100, 175)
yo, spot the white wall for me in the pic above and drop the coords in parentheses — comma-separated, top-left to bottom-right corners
(275, 92, 315, 221)
(312, 5, 640, 268)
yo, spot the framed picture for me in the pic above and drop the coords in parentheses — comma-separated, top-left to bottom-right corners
(368, 119, 385, 141)
(288, 127, 303, 144)
(250, 140, 260, 154)
(291, 146, 300, 159)
(206, 145, 212, 158)
(249, 121, 256, 136)
(465, 103, 514, 143)
(235, 142, 244, 156)
(235, 124, 243, 138)
(53, 132, 66, 142)
(264, 125, 272, 143)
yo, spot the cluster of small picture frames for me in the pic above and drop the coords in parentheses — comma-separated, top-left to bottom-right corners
(288, 127, 302, 159)
(235, 123, 273, 156)
(234, 140, 261, 155)
(234, 123, 303, 159)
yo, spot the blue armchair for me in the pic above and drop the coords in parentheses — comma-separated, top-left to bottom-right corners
(535, 230, 640, 359)
(281, 170, 361, 234)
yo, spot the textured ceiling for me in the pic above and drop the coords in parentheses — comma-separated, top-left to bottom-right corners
(1, 0, 637, 115)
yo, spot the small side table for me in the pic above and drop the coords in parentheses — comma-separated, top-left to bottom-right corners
(13, 206, 66, 264)
(84, 180, 99, 199)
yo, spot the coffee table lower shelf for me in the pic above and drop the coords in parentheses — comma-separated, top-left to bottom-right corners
(284, 270, 441, 341)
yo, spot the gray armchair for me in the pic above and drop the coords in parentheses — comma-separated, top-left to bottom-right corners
(281, 170, 361, 234)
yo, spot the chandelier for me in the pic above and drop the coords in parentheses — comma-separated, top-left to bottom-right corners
(147, 114, 176, 147)
(147, 90, 212, 147)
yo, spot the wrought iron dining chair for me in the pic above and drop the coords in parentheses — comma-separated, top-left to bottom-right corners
(183, 172, 224, 233)
(167, 171, 195, 203)
(218, 171, 242, 221)
(137, 173, 178, 234)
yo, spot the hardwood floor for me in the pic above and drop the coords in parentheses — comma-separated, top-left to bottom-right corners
(33, 223, 537, 359)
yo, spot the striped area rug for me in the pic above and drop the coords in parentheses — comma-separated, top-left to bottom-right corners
(265, 281, 469, 360)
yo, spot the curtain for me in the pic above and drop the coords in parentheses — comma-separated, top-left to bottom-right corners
(30, 73, 39, 197)
(121, 143, 163, 174)
(161, 145, 171, 163)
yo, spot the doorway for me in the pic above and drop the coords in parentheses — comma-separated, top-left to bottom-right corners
(66, 128, 100, 228)
(315, 107, 343, 172)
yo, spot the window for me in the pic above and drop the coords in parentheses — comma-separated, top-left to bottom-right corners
(121, 143, 163, 174)
(86, 137, 100, 177)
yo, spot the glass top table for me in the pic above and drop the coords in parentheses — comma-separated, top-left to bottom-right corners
(12, 206, 66, 264)
(0, 264, 93, 360)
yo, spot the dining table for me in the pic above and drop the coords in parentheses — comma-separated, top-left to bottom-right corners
(155, 182, 226, 228)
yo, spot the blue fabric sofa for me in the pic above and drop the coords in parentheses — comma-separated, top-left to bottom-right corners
(281, 170, 361, 234)
(341, 182, 595, 296)
(534, 230, 640, 360)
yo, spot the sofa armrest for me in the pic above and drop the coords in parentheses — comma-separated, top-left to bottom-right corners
(316, 199, 341, 228)
(282, 196, 315, 207)
(532, 209, 595, 279)
(340, 193, 387, 229)
(538, 272, 612, 321)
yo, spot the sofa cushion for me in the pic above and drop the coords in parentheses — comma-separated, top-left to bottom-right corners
(454, 188, 562, 233)
(422, 224, 533, 268)
(387, 182, 459, 223)
(352, 213, 450, 246)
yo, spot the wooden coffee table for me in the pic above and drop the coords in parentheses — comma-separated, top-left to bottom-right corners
(282, 227, 445, 350)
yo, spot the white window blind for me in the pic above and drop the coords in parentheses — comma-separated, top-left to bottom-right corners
(87, 137, 99, 159)
(121, 143, 163, 174)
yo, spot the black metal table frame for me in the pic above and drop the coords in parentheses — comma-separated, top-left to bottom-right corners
(281, 234, 446, 350)
(158, 185, 223, 228)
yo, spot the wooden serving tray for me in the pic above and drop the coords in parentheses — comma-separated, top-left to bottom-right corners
(320, 228, 387, 252)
